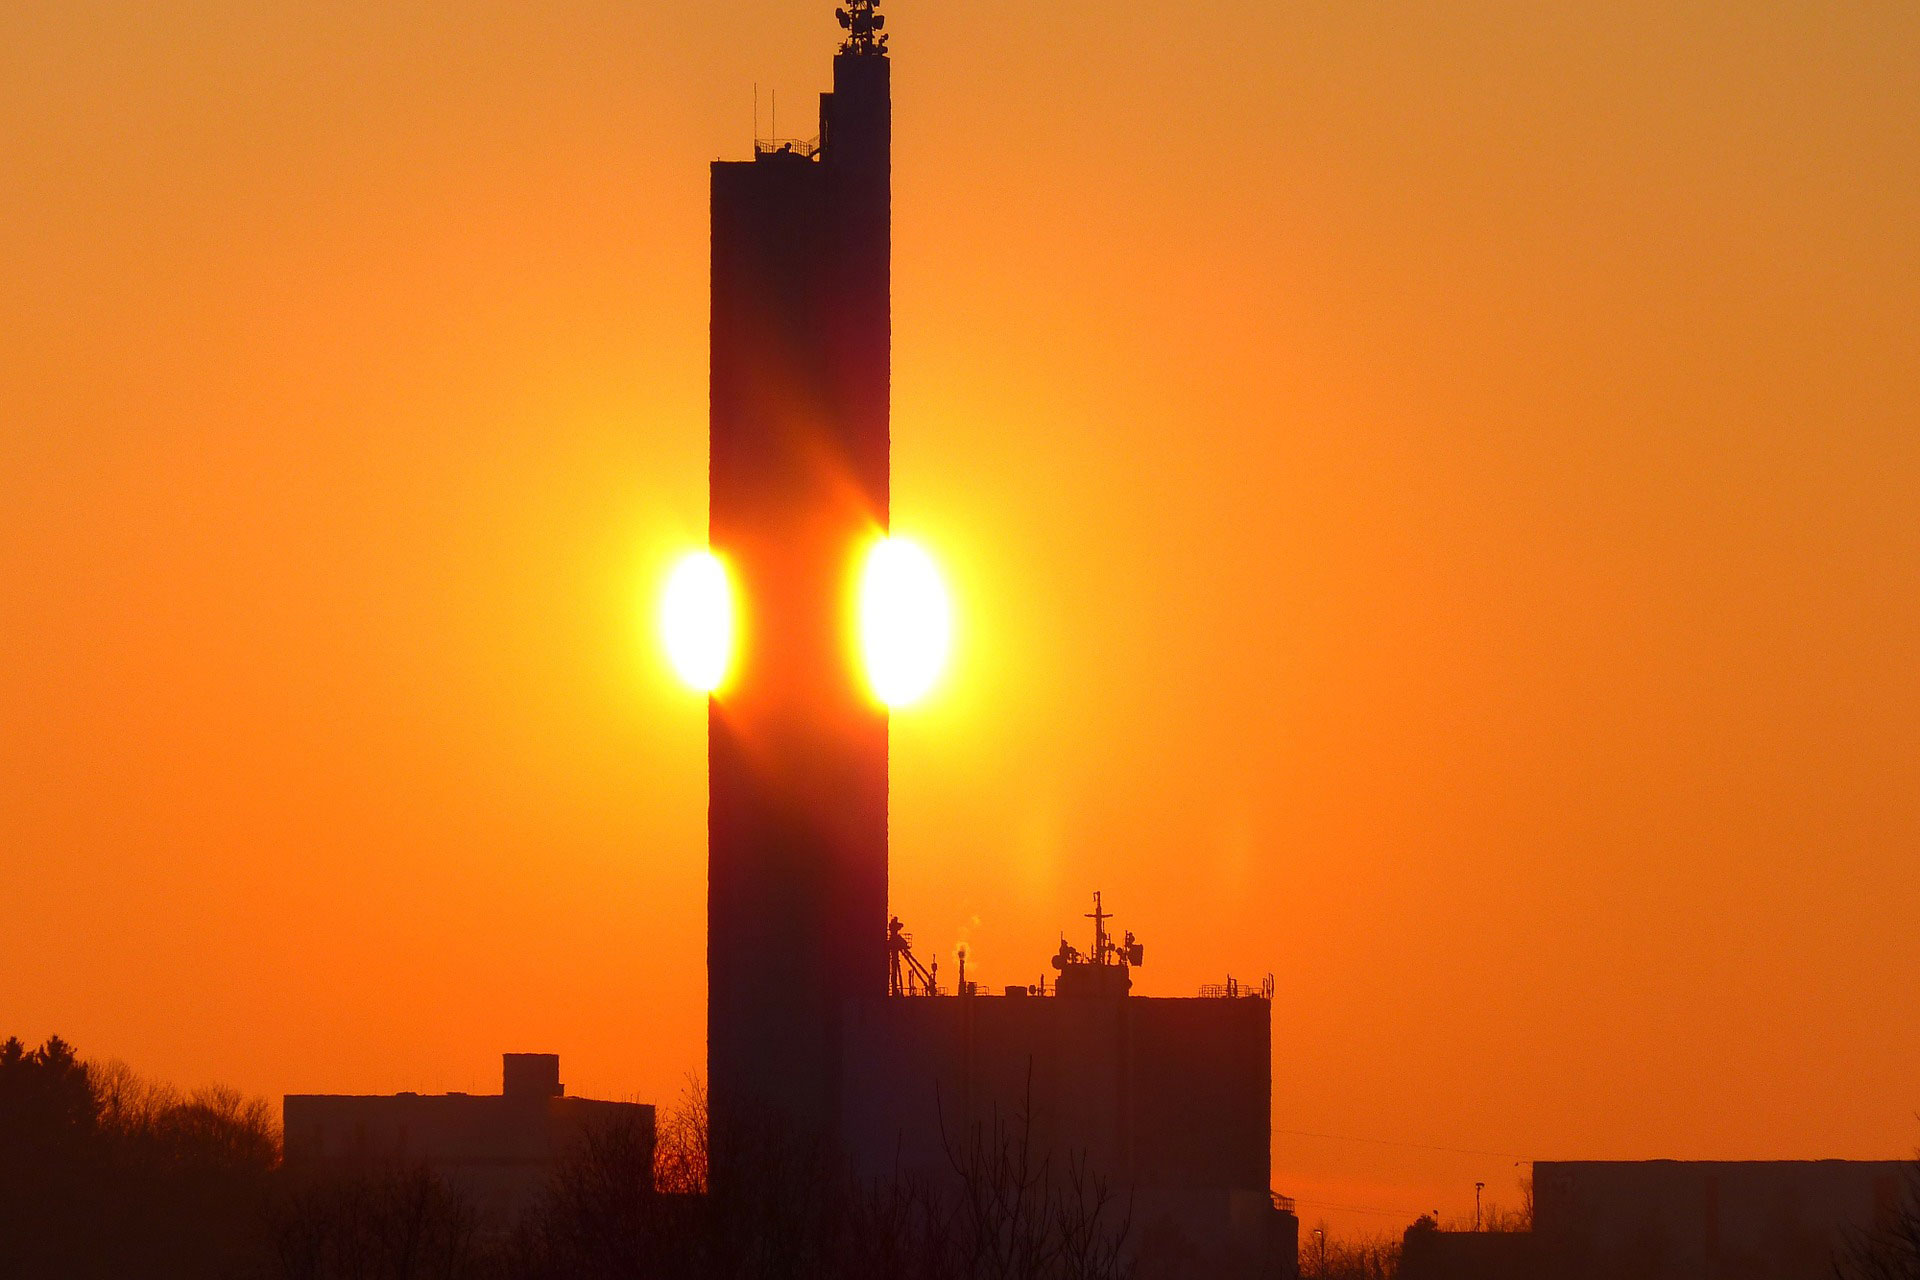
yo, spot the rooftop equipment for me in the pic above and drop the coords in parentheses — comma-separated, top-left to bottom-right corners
(1050, 891, 1144, 998)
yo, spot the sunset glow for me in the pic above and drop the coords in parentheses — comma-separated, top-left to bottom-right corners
(9, 0, 1920, 1247)
(661, 550, 733, 693)
(859, 537, 951, 708)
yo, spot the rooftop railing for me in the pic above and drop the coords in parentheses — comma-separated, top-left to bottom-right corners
(754, 136, 820, 159)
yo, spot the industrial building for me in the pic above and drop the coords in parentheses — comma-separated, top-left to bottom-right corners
(282, 1053, 652, 1232)
(847, 900, 1290, 1276)
(1400, 1159, 1913, 1280)
(1534, 1159, 1911, 1279)
(704, 3, 1294, 1275)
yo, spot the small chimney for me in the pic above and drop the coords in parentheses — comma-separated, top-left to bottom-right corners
(502, 1053, 562, 1099)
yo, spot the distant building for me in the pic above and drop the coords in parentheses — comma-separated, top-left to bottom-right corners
(283, 1053, 652, 1231)
(1399, 1220, 1539, 1280)
(1534, 1159, 1909, 1280)
(1401, 1159, 1911, 1280)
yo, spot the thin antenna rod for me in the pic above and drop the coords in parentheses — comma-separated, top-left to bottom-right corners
(771, 89, 777, 142)
(753, 82, 758, 143)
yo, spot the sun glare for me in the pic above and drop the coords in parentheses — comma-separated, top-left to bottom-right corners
(661, 550, 733, 693)
(859, 537, 951, 708)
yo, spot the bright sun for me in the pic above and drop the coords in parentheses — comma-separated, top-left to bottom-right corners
(661, 550, 733, 693)
(662, 539, 949, 706)
(859, 536, 951, 708)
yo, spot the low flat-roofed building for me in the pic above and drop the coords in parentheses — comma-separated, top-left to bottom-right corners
(842, 989, 1290, 1279)
(283, 1053, 652, 1231)
(1403, 1160, 1913, 1280)
(835, 902, 1294, 1278)
(1398, 1221, 1540, 1280)
(1531, 1159, 1908, 1280)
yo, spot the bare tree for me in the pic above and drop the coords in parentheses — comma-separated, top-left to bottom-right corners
(653, 1076, 710, 1197)
(1300, 1225, 1400, 1280)
(271, 1164, 483, 1280)
(508, 1069, 1133, 1280)
(1836, 1162, 1920, 1280)
(511, 1108, 697, 1280)
(935, 1068, 1135, 1280)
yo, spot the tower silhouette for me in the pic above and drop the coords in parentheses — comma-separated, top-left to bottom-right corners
(706, 7, 891, 1177)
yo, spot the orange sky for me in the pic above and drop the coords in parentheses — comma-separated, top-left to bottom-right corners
(4, 0, 1918, 1237)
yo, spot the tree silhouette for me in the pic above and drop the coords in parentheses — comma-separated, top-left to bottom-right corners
(271, 1164, 483, 1280)
(2, 1038, 1144, 1280)
(0, 1035, 278, 1278)
(506, 1073, 1135, 1280)
(1836, 1160, 1920, 1280)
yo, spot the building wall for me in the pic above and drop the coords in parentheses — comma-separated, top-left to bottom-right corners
(707, 48, 891, 1172)
(283, 1093, 653, 1230)
(841, 994, 1271, 1190)
(1399, 1226, 1540, 1280)
(840, 993, 1280, 1277)
(1533, 1159, 1909, 1280)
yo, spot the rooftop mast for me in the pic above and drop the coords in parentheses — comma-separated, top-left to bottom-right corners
(836, 0, 888, 55)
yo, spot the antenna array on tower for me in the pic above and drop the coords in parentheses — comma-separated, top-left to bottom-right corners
(835, 0, 887, 55)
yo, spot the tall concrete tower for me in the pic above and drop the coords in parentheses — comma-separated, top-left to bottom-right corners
(707, 4, 891, 1177)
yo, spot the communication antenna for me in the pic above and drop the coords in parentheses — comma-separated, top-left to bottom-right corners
(753, 82, 758, 144)
(835, 0, 888, 55)
(1087, 891, 1111, 965)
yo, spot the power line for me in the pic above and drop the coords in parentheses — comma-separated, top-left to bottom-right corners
(1274, 1126, 1526, 1161)
(1290, 1197, 1429, 1219)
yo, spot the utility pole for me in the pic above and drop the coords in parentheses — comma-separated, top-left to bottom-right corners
(1475, 1181, 1485, 1231)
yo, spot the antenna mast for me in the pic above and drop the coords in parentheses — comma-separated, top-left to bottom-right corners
(835, 0, 888, 55)
(1087, 891, 1111, 966)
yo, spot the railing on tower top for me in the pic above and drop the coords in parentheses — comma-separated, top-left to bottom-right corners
(1197, 973, 1277, 1000)
(754, 136, 820, 159)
